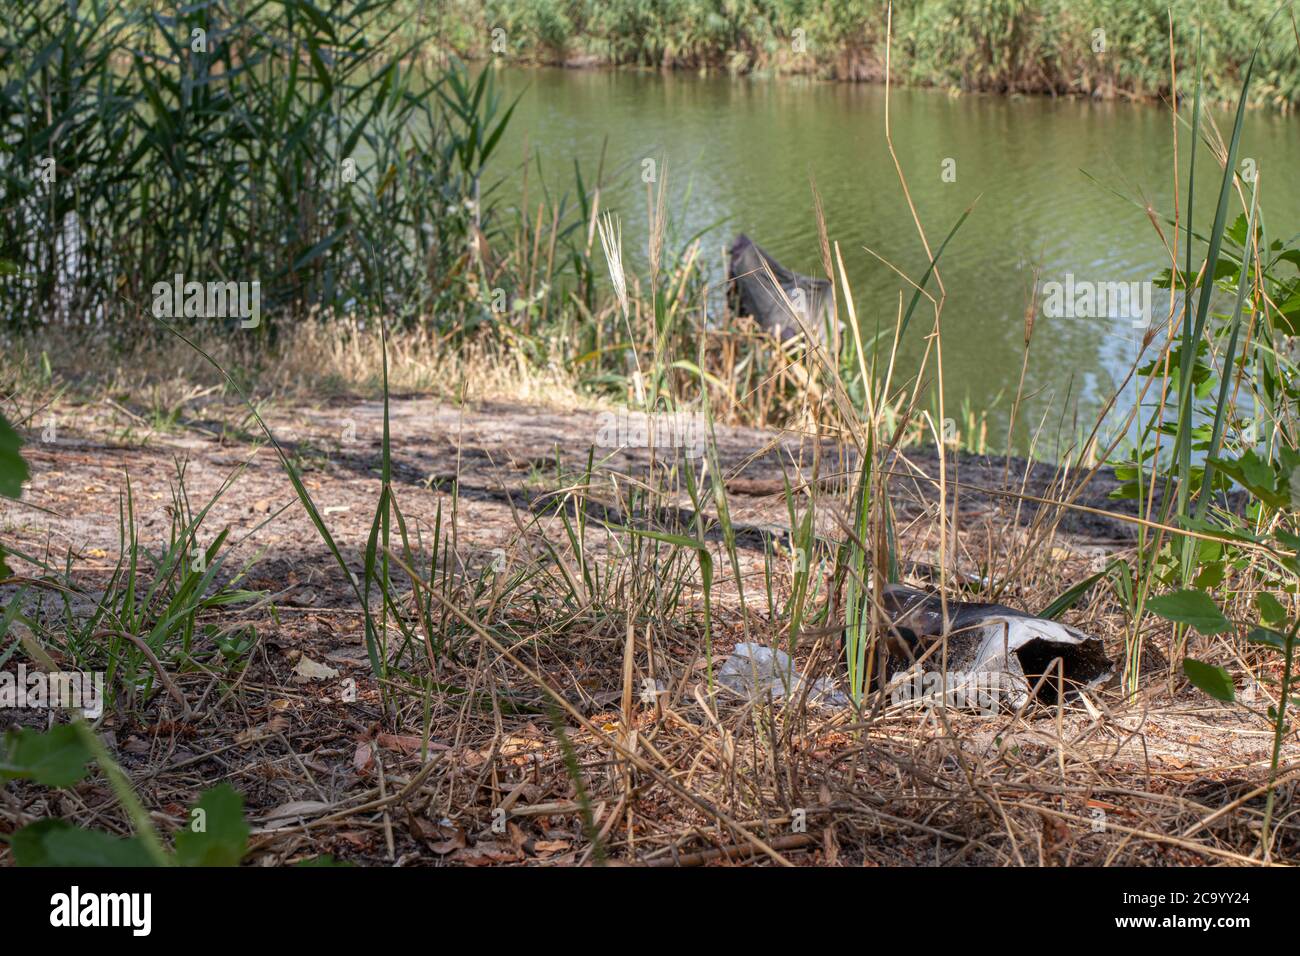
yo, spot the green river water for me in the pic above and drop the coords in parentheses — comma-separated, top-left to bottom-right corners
(489, 66, 1300, 453)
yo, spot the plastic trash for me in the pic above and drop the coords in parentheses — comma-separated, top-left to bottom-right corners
(881, 584, 1113, 709)
(717, 642, 849, 706)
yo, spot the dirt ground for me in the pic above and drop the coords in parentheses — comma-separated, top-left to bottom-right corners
(1, 393, 1294, 866)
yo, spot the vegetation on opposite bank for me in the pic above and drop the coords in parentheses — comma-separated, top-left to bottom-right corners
(433, 0, 1300, 109)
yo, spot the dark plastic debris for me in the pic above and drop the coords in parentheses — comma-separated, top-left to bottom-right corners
(881, 584, 1114, 707)
(727, 234, 833, 343)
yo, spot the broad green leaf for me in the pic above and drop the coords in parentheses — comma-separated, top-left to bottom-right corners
(173, 783, 249, 867)
(0, 725, 93, 787)
(1240, 450, 1276, 491)
(0, 412, 29, 499)
(1147, 589, 1232, 635)
(1192, 562, 1225, 589)
(1182, 658, 1235, 703)
(1256, 592, 1287, 628)
(13, 819, 157, 867)
(1247, 627, 1288, 651)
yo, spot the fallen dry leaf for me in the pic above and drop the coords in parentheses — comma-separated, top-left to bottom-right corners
(430, 830, 467, 855)
(294, 655, 340, 681)
(431, 828, 468, 855)
(377, 733, 450, 755)
(406, 811, 468, 854)
(261, 800, 332, 829)
(333, 831, 372, 850)
(353, 741, 374, 775)
(454, 841, 523, 866)
(507, 821, 528, 852)
(235, 714, 289, 745)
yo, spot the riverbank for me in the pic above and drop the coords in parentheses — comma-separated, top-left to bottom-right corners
(3, 382, 1289, 865)
(434, 0, 1300, 110)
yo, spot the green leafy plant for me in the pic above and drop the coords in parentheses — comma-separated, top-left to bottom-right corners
(0, 411, 29, 579)
(17, 460, 268, 714)
(1, 723, 250, 866)
(0, 0, 502, 333)
(1100, 6, 1296, 694)
(1150, 581, 1298, 860)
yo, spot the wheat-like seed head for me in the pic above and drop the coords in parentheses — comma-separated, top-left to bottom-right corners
(596, 212, 629, 322)
(647, 162, 668, 282)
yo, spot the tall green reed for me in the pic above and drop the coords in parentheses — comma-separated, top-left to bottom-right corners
(0, 0, 505, 332)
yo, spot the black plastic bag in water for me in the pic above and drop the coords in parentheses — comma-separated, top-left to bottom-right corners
(727, 234, 832, 343)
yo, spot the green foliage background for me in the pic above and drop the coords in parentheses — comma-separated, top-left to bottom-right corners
(435, 0, 1300, 108)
